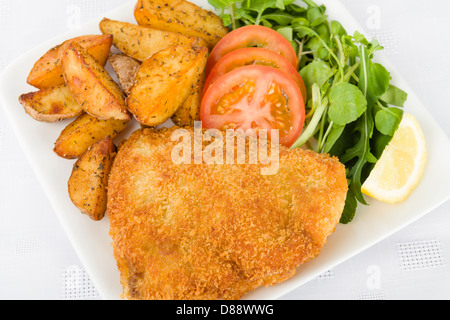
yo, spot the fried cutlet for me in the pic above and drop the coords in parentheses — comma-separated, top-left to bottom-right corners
(107, 127, 348, 300)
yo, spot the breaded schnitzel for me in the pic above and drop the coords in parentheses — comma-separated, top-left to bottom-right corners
(107, 127, 348, 300)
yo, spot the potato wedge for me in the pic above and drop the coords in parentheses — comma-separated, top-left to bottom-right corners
(27, 35, 113, 90)
(134, 0, 228, 49)
(54, 113, 129, 159)
(127, 45, 208, 127)
(68, 136, 117, 221)
(108, 53, 203, 125)
(19, 85, 83, 123)
(109, 54, 141, 95)
(172, 71, 204, 126)
(62, 43, 130, 121)
(100, 18, 207, 61)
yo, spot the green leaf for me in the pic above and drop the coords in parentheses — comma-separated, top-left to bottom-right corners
(220, 14, 232, 26)
(342, 35, 359, 60)
(275, 0, 296, 10)
(299, 59, 334, 99)
(330, 20, 347, 36)
(367, 62, 390, 101)
(375, 107, 403, 136)
(276, 0, 286, 10)
(243, 0, 286, 25)
(302, 0, 320, 7)
(315, 22, 330, 40)
(208, 0, 240, 10)
(340, 113, 376, 164)
(345, 134, 374, 205)
(261, 19, 273, 27)
(262, 12, 295, 26)
(291, 17, 310, 27)
(358, 60, 390, 106)
(286, 3, 306, 14)
(277, 27, 298, 52)
(235, 8, 256, 23)
(244, 0, 277, 13)
(296, 29, 314, 39)
(277, 26, 293, 41)
(311, 14, 328, 27)
(306, 6, 323, 23)
(328, 124, 355, 158)
(208, 0, 228, 10)
(340, 188, 358, 224)
(353, 31, 369, 45)
(380, 84, 408, 107)
(328, 82, 367, 126)
(323, 124, 345, 154)
(368, 39, 384, 55)
(371, 130, 393, 160)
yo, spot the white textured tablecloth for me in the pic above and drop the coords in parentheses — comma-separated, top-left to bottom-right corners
(0, 0, 449, 300)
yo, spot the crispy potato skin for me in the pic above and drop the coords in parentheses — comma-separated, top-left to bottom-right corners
(27, 35, 113, 90)
(100, 18, 207, 61)
(171, 71, 204, 127)
(19, 85, 83, 122)
(134, 0, 228, 49)
(127, 45, 208, 127)
(109, 54, 142, 96)
(54, 113, 129, 159)
(108, 52, 204, 126)
(69, 136, 117, 221)
(62, 43, 130, 121)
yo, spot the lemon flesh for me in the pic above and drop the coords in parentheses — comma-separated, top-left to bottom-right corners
(362, 113, 427, 203)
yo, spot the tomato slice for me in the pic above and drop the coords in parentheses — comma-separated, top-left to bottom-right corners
(203, 47, 307, 101)
(205, 25, 298, 76)
(201, 65, 305, 147)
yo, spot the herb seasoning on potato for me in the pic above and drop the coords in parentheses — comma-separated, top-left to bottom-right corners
(68, 136, 117, 221)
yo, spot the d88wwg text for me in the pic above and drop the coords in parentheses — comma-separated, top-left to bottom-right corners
(221, 304, 274, 315)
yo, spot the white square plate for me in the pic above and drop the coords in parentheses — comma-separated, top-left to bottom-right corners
(1, 0, 449, 300)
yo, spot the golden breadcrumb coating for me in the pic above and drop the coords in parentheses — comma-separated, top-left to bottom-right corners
(107, 127, 348, 300)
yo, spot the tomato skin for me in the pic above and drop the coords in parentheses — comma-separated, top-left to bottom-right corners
(205, 25, 298, 76)
(203, 47, 307, 101)
(201, 65, 305, 147)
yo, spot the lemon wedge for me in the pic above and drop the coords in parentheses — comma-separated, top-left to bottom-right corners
(362, 113, 427, 203)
